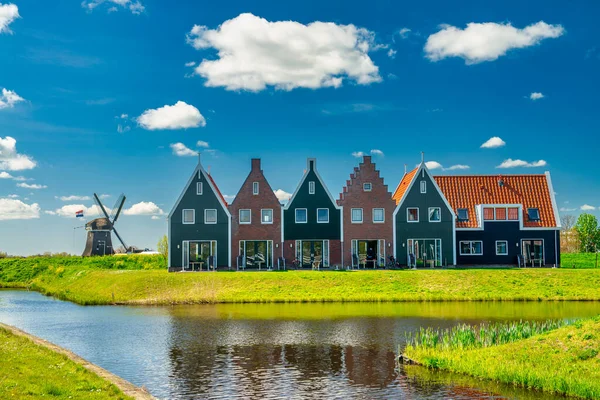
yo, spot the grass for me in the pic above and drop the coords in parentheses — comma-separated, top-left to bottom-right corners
(562, 253, 600, 269)
(403, 316, 600, 399)
(0, 326, 132, 400)
(2, 255, 600, 304)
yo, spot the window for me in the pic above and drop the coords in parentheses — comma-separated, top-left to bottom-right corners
(496, 241, 508, 255)
(295, 208, 307, 223)
(483, 207, 494, 220)
(420, 181, 426, 194)
(196, 182, 203, 195)
(457, 208, 469, 221)
(351, 208, 363, 223)
(429, 207, 441, 222)
(460, 241, 483, 255)
(495, 208, 507, 220)
(407, 208, 419, 222)
(528, 208, 540, 221)
(317, 208, 329, 223)
(253, 182, 259, 195)
(508, 207, 519, 220)
(373, 208, 384, 223)
(308, 181, 315, 194)
(261, 209, 273, 224)
(363, 183, 372, 192)
(182, 209, 195, 224)
(239, 209, 251, 224)
(205, 209, 217, 224)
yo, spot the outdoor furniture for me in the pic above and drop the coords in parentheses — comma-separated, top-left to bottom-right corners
(312, 260, 321, 270)
(277, 257, 286, 270)
(427, 260, 435, 268)
(256, 261, 263, 270)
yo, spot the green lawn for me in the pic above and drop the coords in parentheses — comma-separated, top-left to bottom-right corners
(403, 316, 600, 399)
(0, 326, 132, 400)
(561, 253, 600, 269)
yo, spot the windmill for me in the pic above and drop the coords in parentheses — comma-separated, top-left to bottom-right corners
(82, 193, 128, 256)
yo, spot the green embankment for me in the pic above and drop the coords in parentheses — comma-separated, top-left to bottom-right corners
(403, 317, 600, 399)
(0, 326, 133, 400)
(1, 256, 600, 304)
(561, 253, 600, 269)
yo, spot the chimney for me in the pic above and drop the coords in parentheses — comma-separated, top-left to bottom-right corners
(251, 158, 261, 171)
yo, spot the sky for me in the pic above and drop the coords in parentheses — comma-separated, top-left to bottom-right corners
(0, 0, 599, 255)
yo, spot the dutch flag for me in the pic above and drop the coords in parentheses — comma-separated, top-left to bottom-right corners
(75, 210, 84, 218)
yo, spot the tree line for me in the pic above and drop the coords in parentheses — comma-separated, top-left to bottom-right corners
(561, 213, 600, 253)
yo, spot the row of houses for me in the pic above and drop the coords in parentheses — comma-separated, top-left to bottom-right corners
(168, 155, 561, 270)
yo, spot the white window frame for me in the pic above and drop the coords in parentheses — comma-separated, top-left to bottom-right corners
(460, 240, 483, 256)
(496, 240, 508, 256)
(407, 207, 419, 223)
(420, 181, 426, 194)
(373, 208, 385, 223)
(253, 182, 259, 195)
(239, 209, 251, 224)
(295, 208, 307, 224)
(428, 207, 441, 223)
(182, 209, 195, 224)
(351, 208, 363, 223)
(309, 181, 315, 195)
(261, 209, 273, 224)
(204, 209, 217, 224)
(196, 182, 203, 195)
(317, 208, 329, 223)
(363, 182, 372, 192)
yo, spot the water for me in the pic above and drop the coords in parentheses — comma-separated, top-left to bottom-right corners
(1, 290, 599, 399)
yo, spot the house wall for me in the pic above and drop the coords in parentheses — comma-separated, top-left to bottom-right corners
(394, 168, 454, 266)
(169, 167, 230, 268)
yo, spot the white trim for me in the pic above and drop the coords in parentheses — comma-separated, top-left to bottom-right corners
(428, 207, 441, 223)
(351, 208, 363, 223)
(182, 209, 195, 224)
(253, 181, 259, 195)
(295, 208, 308, 223)
(204, 209, 217, 224)
(546, 171, 561, 228)
(283, 158, 341, 212)
(407, 207, 419, 223)
(372, 208, 385, 223)
(459, 240, 483, 256)
(308, 181, 315, 194)
(196, 182, 203, 195)
(521, 238, 546, 264)
(167, 215, 171, 268)
(239, 209, 251, 224)
(420, 180, 426, 194)
(495, 240, 508, 255)
(261, 208, 273, 224)
(363, 182, 372, 192)
(317, 208, 329, 223)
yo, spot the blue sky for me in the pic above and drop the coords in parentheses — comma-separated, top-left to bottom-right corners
(0, 0, 599, 255)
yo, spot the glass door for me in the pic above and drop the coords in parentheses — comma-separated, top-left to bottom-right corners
(302, 241, 312, 268)
(407, 239, 441, 267)
(313, 241, 323, 267)
(522, 240, 544, 266)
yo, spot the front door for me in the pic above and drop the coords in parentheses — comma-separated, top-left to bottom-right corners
(522, 240, 544, 266)
(183, 240, 217, 270)
(297, 240, 328, 268)
(407, 239, 442, 267)
(240, 240, 272, 269)
(97, 240, 105, 256)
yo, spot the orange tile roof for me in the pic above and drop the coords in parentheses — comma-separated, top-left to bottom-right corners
(392, 167, 418, 204)
(207, 173, 228, 207)
(433, 174, 557, 228)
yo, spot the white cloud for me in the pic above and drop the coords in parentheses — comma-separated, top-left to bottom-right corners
(480, 136, 506, 149)
(7, 194, 18, 198)
(58, 195, 91, 201)
(17, 182, 46, 189)
(0, 88, 25, 109)
(424, 161, 443, 170)
(496, 158, 547, 168)
(398, 27, 411, 39)
(222, 194, 236, 202)
(420, 161, 470, 171)
(123, 201, 164, 216)
(0, 3, 19, 34)
(151, 215, 161, 220)
(186, 13, 381, 91)
(446, 164, 470, 170)
(352, 151, 366, 158)
(82, 0, 145, 15)
(0, 136, 36, 171)
(117, 124, 131, 133)
(274, 189, 292, 202)
(370, 149, 384, 157)
(530, 92, 544, 100)
(170, 142, 198, 157)
(581, 204, 596, 211)
(137, 101, 206, 130)
(185, 61, 196, 67)
(424, 21, 564, 64)
(387, 49, 397, 59)
(196, 140, 209, 148)
(99, 194, 111, 199)
(0, 171, 12, 179)
(49, 204, 105, 218)
(559, 207, 577, 212)
(0, 198, 40, 220)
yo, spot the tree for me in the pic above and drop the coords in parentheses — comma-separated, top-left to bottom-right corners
(560, 215, 579, 253)
(157, 235, 168, 260)
(575, 213, 600, 253)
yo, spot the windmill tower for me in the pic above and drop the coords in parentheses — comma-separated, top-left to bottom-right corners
(82, 193, 128, 256)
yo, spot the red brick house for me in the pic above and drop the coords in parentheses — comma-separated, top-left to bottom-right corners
(337, 156, 395, 268)
(229, 159, 282, 269)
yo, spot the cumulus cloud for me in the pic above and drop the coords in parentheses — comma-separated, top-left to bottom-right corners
(17, 182, 46, 189)
(0, 137, 36, 171)
(185, 61, 196, 67)
(196, 140, 209, 148)
(445, 164, 471, 171)
(424, 21, 564, 64)
(581, 204, 596, 211)
(137, 101, 206, 130)
(352, 151, 366, 158)
(170, 142, 198, 157)
(123, 201, 164, 216)
(559, 207, 577, 212)
(186, 13, 381, 91)
(7, 194, 18, 198)
(49, 204, 105, 218)
(397, 27, 411, 39)
(0, 198, 40, 220)
(496, 158, 547, 168)
(0, 171, 12, 179)
(421, 161, 470, 171)
(387, 49, 397, 59)
(81, 0, 145, 15)
(370, 149, 384, 157)
(530, 92, 544, 100)
(0, 3, 19, 34)
(274, 189, 292, 202)
(424, 161, 443, 170)
(58, 195, 91, 201)
(0, 88, 25, 109)
(480, 136, 506, 149)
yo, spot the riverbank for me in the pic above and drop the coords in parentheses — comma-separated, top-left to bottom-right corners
(2, 257, 600, 304)
(403, 317, 600, 399)
(0, 323, 154, 399)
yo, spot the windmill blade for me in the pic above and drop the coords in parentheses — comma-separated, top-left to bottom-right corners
(112, 227, 128, 251)
(111, 194, 126, 224)
(93, 193, 111, 220)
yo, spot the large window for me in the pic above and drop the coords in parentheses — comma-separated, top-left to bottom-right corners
(407, 207, 419, 222)
(373, 208, 384, 223)
(253, 182, 259, 195)
(528, 208, 540, 221)
(196, 182, 203, 195)
(420, 181, 426, 193)
(457, 208, 469, 221)
(351, 208, 363, 223)
(496, 241, 508, 255)
(205, 209, 217, 224)
(261, 209, 273, 224)
(484, 206, 522, 221)
(182, 209, 195, 224)
(295, 208, 307, 223)
(429, 207, 441, 222)
(363, 182, 372, 192)
(308, 181, 315, 194)
(239, 209, 251, 224)
(460, 241, 483, 255)
(317, 208, 329, 223)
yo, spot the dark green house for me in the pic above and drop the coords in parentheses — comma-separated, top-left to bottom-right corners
(283, 158, 342, 268)
(168, 156, 231, 271)
(392, 162, 456, 267)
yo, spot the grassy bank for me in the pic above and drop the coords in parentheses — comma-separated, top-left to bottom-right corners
(403, 317, 600, 399)
(562, 253, 600, 269)
(2, 256, 600, 304)
(0, 325, 133, 399)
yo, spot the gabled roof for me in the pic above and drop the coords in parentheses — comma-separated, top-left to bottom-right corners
(283, 158, 341, 210)
(392, 167, 418, 205)
(433, 173, 559, 229)
(207, 173, 228, 207)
